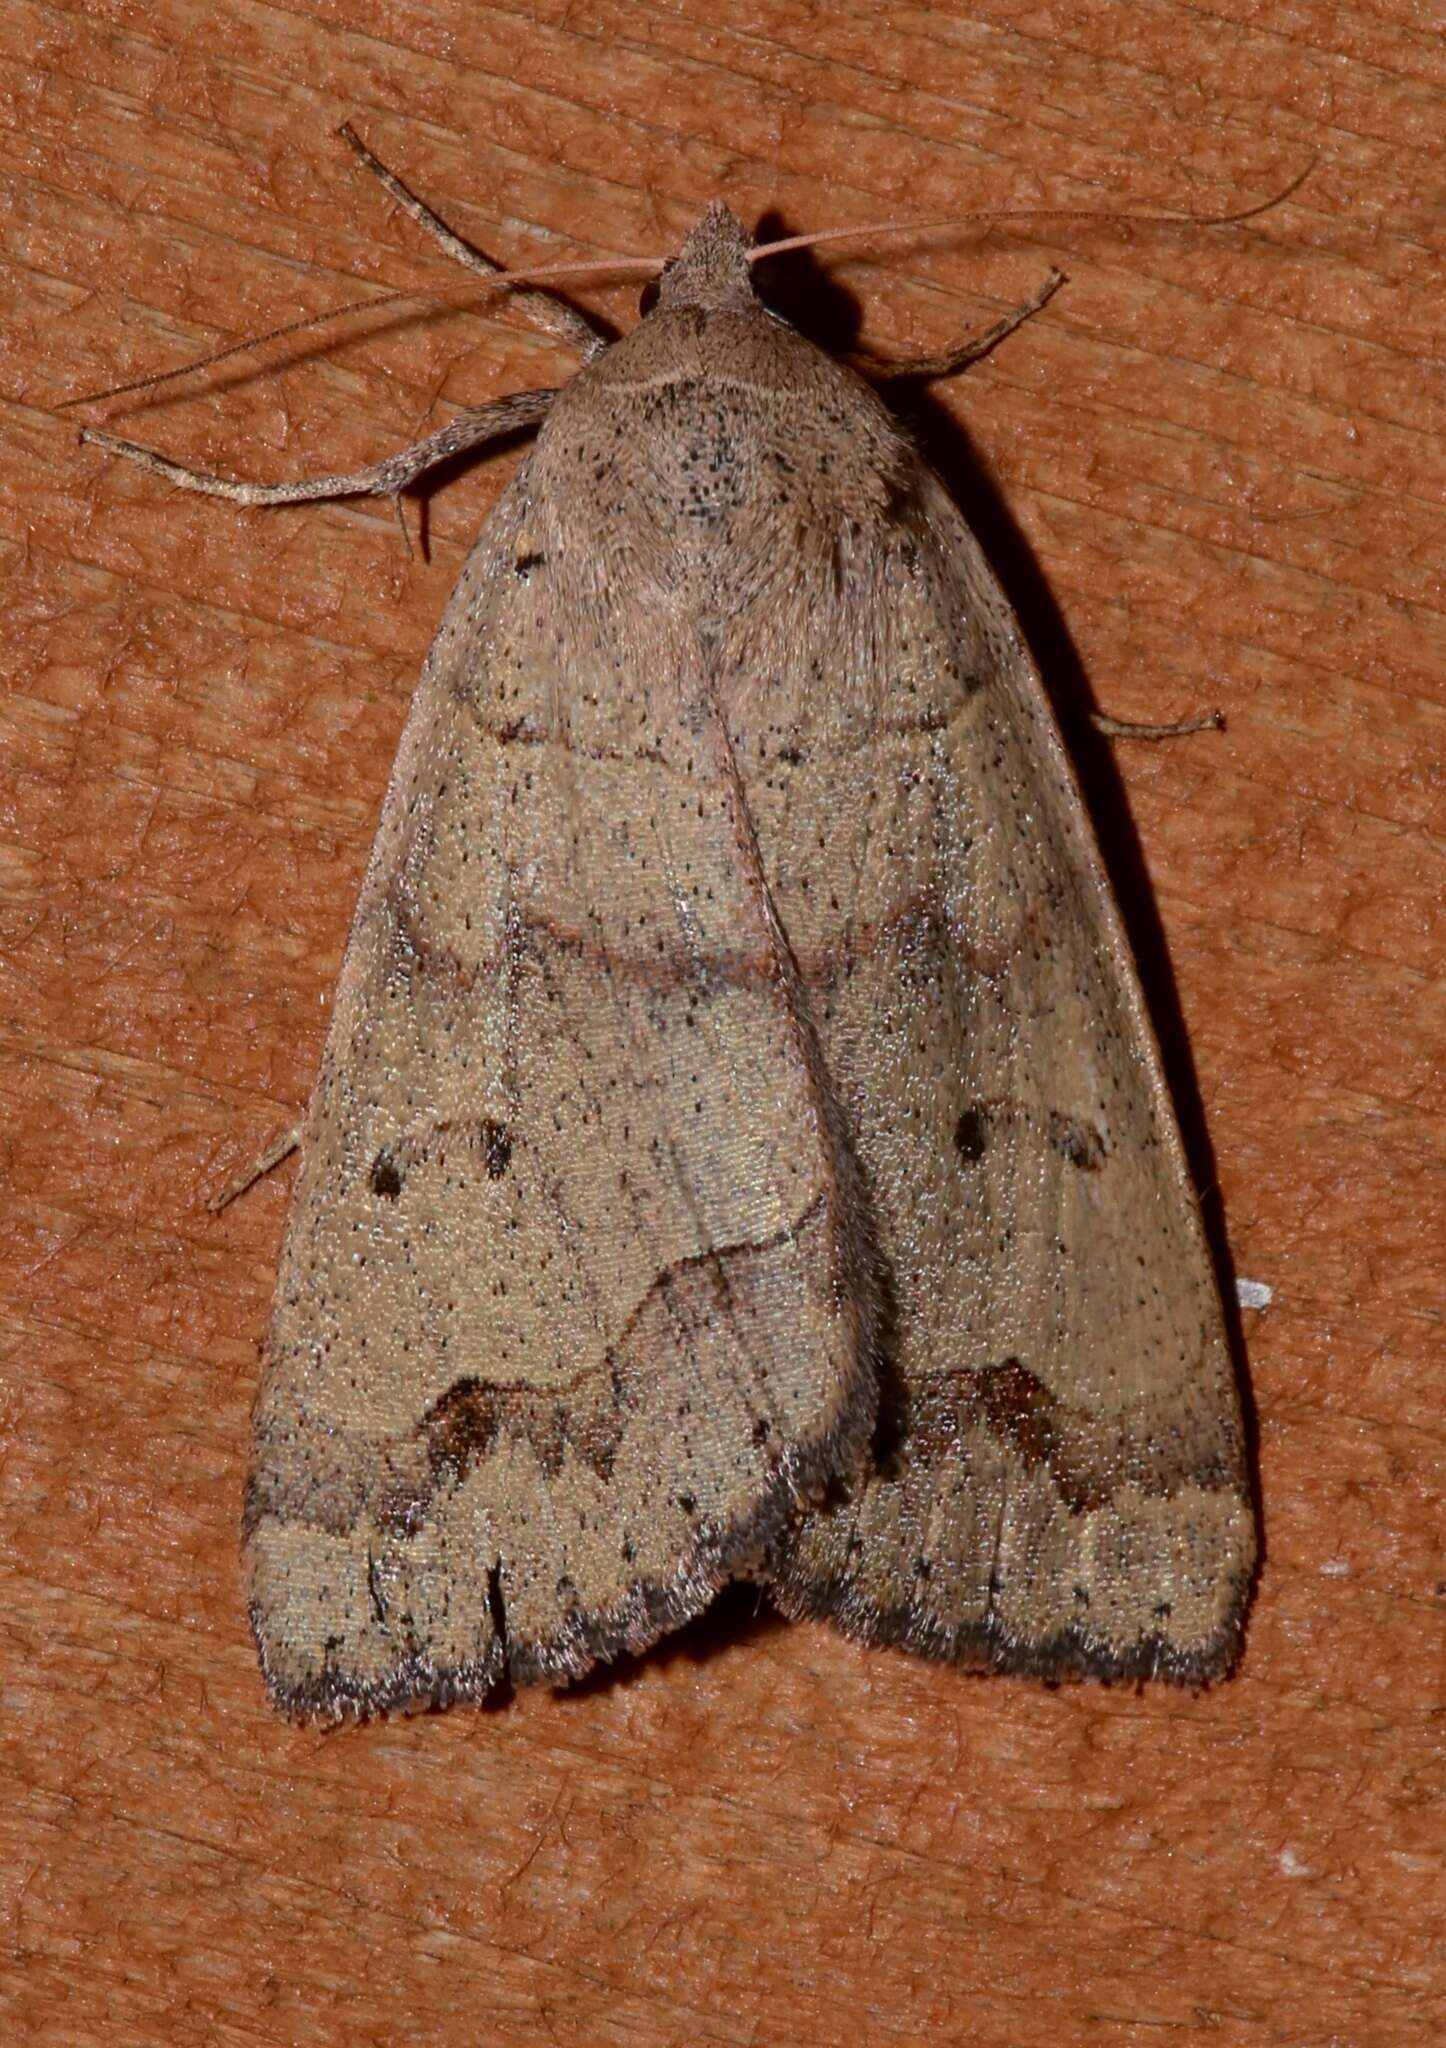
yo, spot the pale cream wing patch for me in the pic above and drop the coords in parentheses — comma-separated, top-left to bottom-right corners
(759, 464, 1254, 1682)
(245, 479, 876, 1718)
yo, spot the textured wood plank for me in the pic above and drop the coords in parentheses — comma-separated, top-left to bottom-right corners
(1, 1, 1440, 2042)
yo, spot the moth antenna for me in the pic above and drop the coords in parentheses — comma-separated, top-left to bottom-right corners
(60, 257, 664, 412)
(748, 159, 1317, 266)
(59, 288, 428, 410)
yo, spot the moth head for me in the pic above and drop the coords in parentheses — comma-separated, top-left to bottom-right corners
(651, 202, 759, 314)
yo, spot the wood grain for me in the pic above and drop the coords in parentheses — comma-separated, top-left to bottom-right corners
(1, 3, 1440, 2042)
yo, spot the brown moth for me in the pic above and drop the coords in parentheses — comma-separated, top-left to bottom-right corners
(85, 172, 1254, 1717)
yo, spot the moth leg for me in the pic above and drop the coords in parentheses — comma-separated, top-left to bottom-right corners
(1092, 709, 1224, 740)
(339, 122, 609, 361)
(79, 387, 556, 507)
(210, 1126, 301, 1214)
(855, 268, 1066, 382)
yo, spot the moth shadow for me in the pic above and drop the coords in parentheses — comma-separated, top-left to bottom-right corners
(752, 211, 866, 353)
(403, 423, 547, 562)
(554, 1582, 789, 1705)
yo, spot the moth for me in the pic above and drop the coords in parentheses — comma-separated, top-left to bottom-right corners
(84, 146, 1254, 1717)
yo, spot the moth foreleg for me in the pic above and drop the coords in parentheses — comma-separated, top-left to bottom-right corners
(1091, 709, 1224, 740)
(79, 388, 557, 508)
(209, 1126, 301, 1214)
(855, 267, 1066, 383)
(338, 122, 609, 362)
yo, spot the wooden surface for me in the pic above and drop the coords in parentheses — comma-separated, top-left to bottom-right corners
(2, 3, 1441, 2042)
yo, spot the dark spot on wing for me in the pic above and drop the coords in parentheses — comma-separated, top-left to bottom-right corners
(423, 1372, 624, 1486)
(975, 1358, 1063, 1475)
(482, 1118, 513, 1179)
(953, 1104, 989, 1161)
(1048, 1112, 1106, 1170)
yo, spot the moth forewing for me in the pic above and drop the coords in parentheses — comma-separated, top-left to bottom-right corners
(245, 210, 888, 1717)
(762, 454, 1253, 1683)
